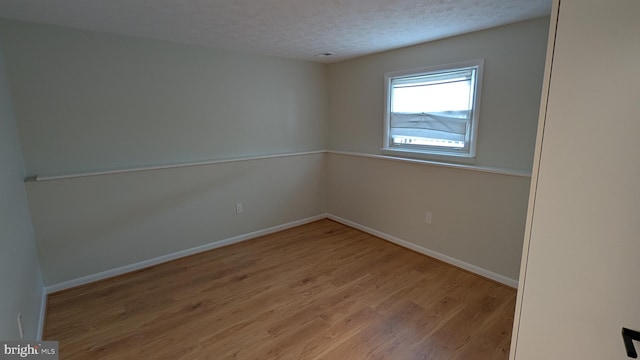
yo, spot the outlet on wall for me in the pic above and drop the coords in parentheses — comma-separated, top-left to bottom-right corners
(425, 212, 433, 224)
(236, 203, 243, 214)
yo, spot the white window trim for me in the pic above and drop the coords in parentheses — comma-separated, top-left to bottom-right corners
(382, 59, 484, 161)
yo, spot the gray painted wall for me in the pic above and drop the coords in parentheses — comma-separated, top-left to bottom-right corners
(0, 42, 44, 340)
(0, 18, 548, 290)
(0, 20, 328, 177)
(0, 20, 329, 287)
(327, 153, 530, 281)
(328, 17, 549, 171)
(27, 153, 327, 286)
(326, 18, 550, 281)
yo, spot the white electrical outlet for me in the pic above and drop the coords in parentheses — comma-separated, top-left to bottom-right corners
(17, 313, 24, 338)
(425, 212, 433, 224)
(236, 203, 243, 214)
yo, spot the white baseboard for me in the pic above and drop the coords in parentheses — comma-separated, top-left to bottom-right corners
(36, 283, 47, 340)
(45, 214, 327, 294)
(44, 212, 516, 295)
(327, 214, 518, 288)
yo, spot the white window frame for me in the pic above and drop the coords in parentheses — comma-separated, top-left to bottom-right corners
(382, 59, 484, 160)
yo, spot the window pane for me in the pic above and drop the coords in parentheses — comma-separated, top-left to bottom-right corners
(392, 78, 472, 114)
(384, 61, 482, 158)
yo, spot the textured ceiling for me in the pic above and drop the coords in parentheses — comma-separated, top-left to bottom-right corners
(0, 0, 551, 63)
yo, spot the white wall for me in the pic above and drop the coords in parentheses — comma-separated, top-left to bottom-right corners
(0, 42, 44, 340)
(512, 1, 640, 358)
(0, 19, 328, 177)
(326, 18, 549, 282)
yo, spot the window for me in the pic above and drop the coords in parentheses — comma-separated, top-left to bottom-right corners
(383, 59, 483, 159)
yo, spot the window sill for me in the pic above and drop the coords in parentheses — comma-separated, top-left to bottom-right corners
(380, 147, 476, 165)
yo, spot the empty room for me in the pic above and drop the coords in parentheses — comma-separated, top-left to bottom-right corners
(3, 0, 637, 359)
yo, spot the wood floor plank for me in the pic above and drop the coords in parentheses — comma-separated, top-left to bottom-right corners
(44, 219, 516, 359)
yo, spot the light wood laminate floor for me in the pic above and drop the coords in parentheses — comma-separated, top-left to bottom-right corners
(45, 219, 516, 359)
